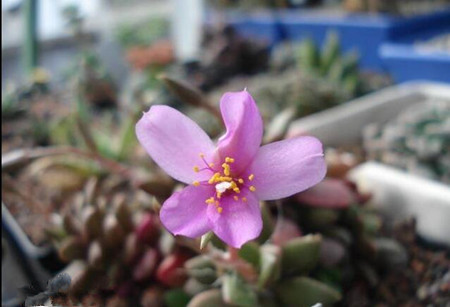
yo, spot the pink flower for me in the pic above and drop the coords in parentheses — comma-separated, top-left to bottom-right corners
(136, 90, 326, 248)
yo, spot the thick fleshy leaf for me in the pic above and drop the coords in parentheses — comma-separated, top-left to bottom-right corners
(296, 179, 354, 208)
(248, 136, 326, 201)
(160, 185, 213, 238)
(136, 105, 216, 184)
(207, 190, 262, 248)
(217, 91, 263, 174)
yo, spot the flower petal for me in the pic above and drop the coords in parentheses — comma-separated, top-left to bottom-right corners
(217, 91, 263, 174)
(160, 185, 214, 238)
(248, 136, 327, 201)
(136, 105, 216, 184)
(207, 190, 262, 248)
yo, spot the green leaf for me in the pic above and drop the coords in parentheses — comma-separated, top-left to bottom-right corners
(320, 31, 341, 76)
(117, 114, 138, 161)
(281, 234, 322, 276)
(222, 273, 258, 307)
(258, 244, 281, 289)
(187, 289, 225, 307)
(164, 288, 191, 307)
(238, 242, 260, 269)
(276, 277, 342, 307)
(200, 232, 214, 250)
(298, 37, 320, 71)
(305, 208, 340, 229)
(263, 107, 298, 143)
(341, 50, 359, 80)
(185, 256, 217, 285)
(257, 202, 275, 244)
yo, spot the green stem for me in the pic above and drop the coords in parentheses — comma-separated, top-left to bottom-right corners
(23, 0, 39, 76)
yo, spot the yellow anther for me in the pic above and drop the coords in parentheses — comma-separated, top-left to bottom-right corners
(218, 176, 232, 182)
(199, 153, 205, 158)
(222, 163, 231, 176)
(248, 174, 254, 181)
(215, 201, 220, 206)
(217, 207, 223, 214)
(233, 187, 241, 193)
(242, 197, 247, 202)
(225, 157, 235, 163)
(205, 197, 215, 204)
(193, 181, 200, 187)
(230, 181, 237, 189)
(233, 196, 239, 201)
(249, 186, 256, 192)
(208, 173, 221, 184)
(209, 163, 214, 167)
(217, 192, 222, 199)
(193, 166, 200, 173)
(238, 178, 244, 184)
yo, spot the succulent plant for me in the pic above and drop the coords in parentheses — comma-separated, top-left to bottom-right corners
(176, 176, 407, 307)
(207, 31, 390, 142)
(296, 31, 362, 98)
(45, 178, 194, 306)
(363, 99, 450, 183)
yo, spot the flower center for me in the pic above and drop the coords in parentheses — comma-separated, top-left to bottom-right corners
(192, 153, 256, 214)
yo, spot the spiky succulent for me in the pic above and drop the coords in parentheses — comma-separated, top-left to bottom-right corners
(363, 99, 450, 183)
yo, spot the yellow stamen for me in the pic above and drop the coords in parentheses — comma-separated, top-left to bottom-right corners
(217, 207, 223, 214)
(208, 172, 221, 184)
(209, 163, 214, 167)
(233, 196, 239, 201)
(215, 201, 220, 206)
(233, 187, 241, 193)
(193, 166, 200, 173)
(222, 163, 230, 176)
(218, 176, 232, 182)
(242, 197, 247, 202)
(199, 153, 205, 158)
(193, 181, 200, 187)
(205, 197, 215, 204)
(238, 178, 244, 184)
(225, 157, 235, 163)
(217, 192, 222, 199)
(248, 174, 254, 181)
(249, 186, 256, 192)
(230, 181, 237, 189)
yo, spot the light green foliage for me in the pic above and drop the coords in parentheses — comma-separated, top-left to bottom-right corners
(115, 17, 169, 48)
(363, 99, 450, 183)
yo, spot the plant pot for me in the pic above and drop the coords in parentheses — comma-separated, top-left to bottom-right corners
(380, 17, 450, 83)
(212, 6, 450, 71)
(2, 150, 68, 306)
(287, 81, 450, 245)
(2, 204, 52, 306)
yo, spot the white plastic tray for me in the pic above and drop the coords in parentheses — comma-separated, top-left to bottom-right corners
(287, 81, 450, 245)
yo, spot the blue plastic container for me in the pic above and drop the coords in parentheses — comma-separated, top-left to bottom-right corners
(279, 11, 395, 71)
(216, 7, 450, 73)
(380, 16, 450, 83)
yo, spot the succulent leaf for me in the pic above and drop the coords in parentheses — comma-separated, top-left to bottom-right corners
(276, 277, 342, 307)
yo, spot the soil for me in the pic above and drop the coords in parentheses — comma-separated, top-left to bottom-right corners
(344, 219, 450, 307)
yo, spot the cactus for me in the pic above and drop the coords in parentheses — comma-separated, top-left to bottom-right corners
(363, 99, 450, 183)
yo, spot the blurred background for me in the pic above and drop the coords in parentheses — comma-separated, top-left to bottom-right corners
(2, 1, 450, 307)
